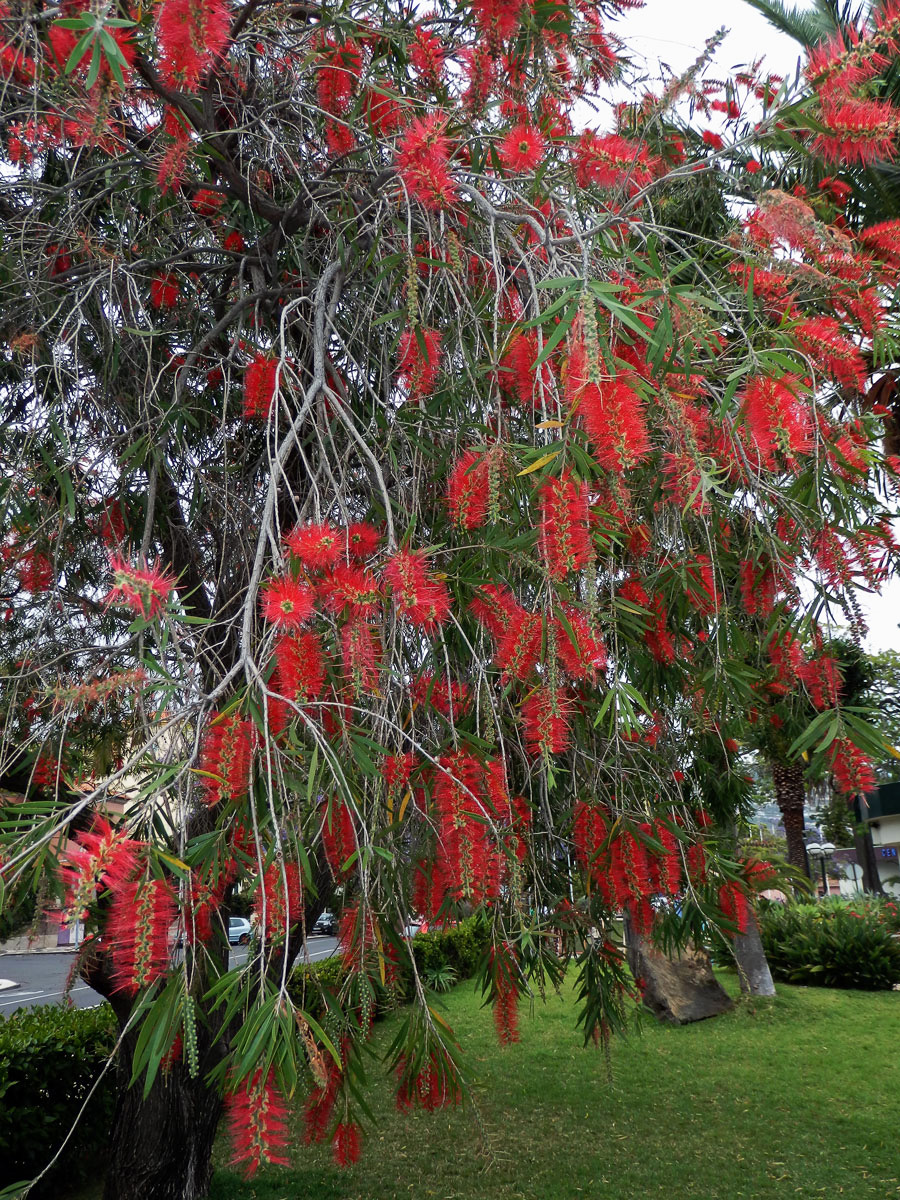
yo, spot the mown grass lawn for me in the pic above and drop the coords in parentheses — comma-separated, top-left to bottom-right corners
(209, 973, 900, 1200)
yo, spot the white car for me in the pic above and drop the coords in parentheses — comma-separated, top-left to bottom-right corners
(228, 916, 252, 945)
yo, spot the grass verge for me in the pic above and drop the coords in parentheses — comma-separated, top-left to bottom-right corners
(209, 973, 900, 1200)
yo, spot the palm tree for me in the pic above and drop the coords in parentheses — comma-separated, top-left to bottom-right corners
(745, 0, 900, 227)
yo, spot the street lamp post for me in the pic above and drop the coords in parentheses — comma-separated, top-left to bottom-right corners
(806, 842, 836, 898)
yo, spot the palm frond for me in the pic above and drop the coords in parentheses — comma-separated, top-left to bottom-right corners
(743, 0, 848, 46)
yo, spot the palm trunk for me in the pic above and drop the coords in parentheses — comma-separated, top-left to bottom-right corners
(771, 761, 809, 876)
(732, 907, 776, 996)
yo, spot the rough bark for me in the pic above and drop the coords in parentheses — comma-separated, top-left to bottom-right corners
(853, 818, 885, 895)
(732, 908, 776, 996)
(102, 1056, 225, 1200)
(770, 761, 810, 876)
(623, 915, 733, 1024)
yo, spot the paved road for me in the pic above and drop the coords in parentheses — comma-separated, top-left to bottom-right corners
(0, 937, 340, 1013)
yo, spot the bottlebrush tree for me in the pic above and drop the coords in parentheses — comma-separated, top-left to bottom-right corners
(1, 1, 899, 1197)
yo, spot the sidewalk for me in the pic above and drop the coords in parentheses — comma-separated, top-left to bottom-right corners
(0, 931, 79, 956)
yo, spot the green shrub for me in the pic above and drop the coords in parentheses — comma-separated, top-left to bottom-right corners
(288, 916, 491, 1020)
(758, 900, 900, 990)
(0, 1003, 118, 1197)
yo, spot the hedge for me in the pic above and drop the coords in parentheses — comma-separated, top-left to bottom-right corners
(0, 1003, 118, 1197)
(758, 899, 900, 990)
(287, 916, 492, 1018)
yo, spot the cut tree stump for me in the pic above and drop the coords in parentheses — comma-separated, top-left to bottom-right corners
(625, 924, 733, 1024)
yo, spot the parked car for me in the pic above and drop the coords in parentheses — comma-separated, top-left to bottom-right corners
(312, 910, 337, 936)
(228, 917, 252, 945)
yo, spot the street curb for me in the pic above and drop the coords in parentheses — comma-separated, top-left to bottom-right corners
(0, 979, 20, 992)
(0, 945, 79, 956)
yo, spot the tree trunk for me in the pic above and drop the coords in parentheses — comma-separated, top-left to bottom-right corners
(853, 816, 884, 895)
(732, 907, 776, 996)
(102, 1056, 224, 1200)
(623, 914, 733, 1024)
(771, 761, 809, 876)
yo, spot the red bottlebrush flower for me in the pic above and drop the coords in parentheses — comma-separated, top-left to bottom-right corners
(489, 943, 520, 1045)
(702, 130, 725, 150)
(555, 605, 607, 681)
(363, 80, 405, 136)
(255, 861, 302, 942)
(434, 751, 498, 904)
(499, 122, 545, 173)
(243, 354, 279, 420)
(522, 687, 572, 757)
(653, 818, 681, 895)
(223, 230, 245, 252)
(684, 554, 720, 616)
(150, 273, 179, 309)
(157, 0, 231, 90)
(18, 549, 53, 593)
(828, 737, 876, 794)
(619, 578, 676, 666)
(107, 877, 176, 993)
(469, 583, 518, 638)
(741, 374, 811, 471)
(186, 876, 224, 945)
(157, 141, 191, 196)
(566, 326, 650, 473)
(739, 558, 777, 618)
(261, 576, 315, 628)
(718, 882, 751, 937)
(411, 671, 472, 718)
(538, 470, 593, 580)
(395, 114, 457, 211)
(447, 448, 491, 530)
(395, 1047, 461, 1112)
(410, 26, 447, 83)
(793, 316, 867, 393)
(382, 549, 451, 633)
(341, 618, 381, 693)
(284, 522, 343, 569)
(325, 119, 356, 157)
(333, 1121, 361, 1168)
(269, 631, 327, 733)
(303, 1055, 341, 1145)
(106, 555, 174, 620)
(382, 752, 418, 814)
(321, 797, 358, 880)
(228, 1069, 290, 1178)
(799, 653, 843, 710)
(742, 857, 778, 891)
(48, 13, 136, 81)
(316, 37, 363, 116)
(573, 131, 655, 196)
(397, 327, 442, 399)
(494, 606, 542, 682)
(198, 713, 254, 806)
(815, 96, 900, 167)
(60, 815, 144, 922)
(346, 522, 381, 559)
(858, 218, 900, 268)
(191, 189, 223, 217)
(319, 564, 381, 617)
(471, 0, 523, 45)
(498, 329, 552, 408)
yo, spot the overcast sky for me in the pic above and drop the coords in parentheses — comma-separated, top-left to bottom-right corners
(615, 1, 900, 656)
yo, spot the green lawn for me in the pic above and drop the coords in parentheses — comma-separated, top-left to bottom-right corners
(209, 974, 900, 1200)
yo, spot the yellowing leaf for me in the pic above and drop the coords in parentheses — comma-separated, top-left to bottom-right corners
(517, 449, 561, 476)
(536, 419, 564, 429)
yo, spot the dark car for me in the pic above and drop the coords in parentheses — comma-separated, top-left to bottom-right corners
(312, 910, 337, 936)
